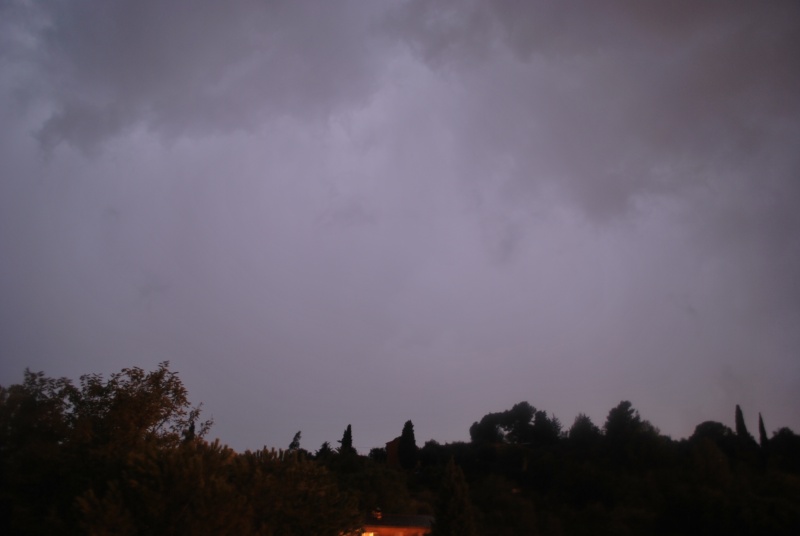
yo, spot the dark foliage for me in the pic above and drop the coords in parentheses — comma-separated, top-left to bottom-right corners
(3, 365, 799, 536)
(315, 440, 334, 460)
(288, 430, 302, 451)
(338, 424, 355, 454)
(0, 364, 359, 536)
(735, 404, 755, 443)
(398, 420, 418, 470)
(759, 413, 769, 449)
(431, 458, 477, 536)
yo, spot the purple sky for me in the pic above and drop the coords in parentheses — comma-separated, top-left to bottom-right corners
(1, 1, 799, 453)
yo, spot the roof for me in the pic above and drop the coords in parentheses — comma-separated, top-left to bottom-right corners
(364, 514, 434, 529)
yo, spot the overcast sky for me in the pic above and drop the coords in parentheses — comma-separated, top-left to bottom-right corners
(1, 0, 798, 453)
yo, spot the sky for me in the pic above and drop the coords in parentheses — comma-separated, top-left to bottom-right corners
(1, 0, 799, 453)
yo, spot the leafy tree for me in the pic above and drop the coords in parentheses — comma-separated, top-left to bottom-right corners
(78, 440, 249, 536)
(237, 448, 361, 535)
(690, 421, 736, 459)
(469, 402, 537, 445)
(7, 362, 800, 535)
(504, 402, 536, 444)
(432, 458, 477, 536)
(368, 447, 387, 463)
(338, 424, 355, 454)
(398, 420, 418, 470)
(78, 441, 362, 536)
(69, 362, 212, 451)
(692, 420, 734, 442)
(0, 363, 212, 535)
(0, 371, 76, 533)
(469, 412, 504, 444)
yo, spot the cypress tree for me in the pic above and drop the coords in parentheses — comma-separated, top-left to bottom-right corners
(288, 431, 301, 451)
(758, 413, 769, 449)
(735, 404, 751, 440)
(398, 420, 418, 470)
(338, 424, 354, 454)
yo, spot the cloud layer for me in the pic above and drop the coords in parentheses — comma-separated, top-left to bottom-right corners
(1, 0, 798, 451)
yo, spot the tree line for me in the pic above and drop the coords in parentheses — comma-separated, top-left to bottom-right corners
(1, 363, 799, 535)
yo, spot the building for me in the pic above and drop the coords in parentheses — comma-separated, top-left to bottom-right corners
(359, 510, 433, 536)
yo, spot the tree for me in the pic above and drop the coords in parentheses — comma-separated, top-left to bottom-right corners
(469, 412, 504, 445)
(316, 441, 333, 460)
(532, 410, 562, 446)
(0, 371, 76, 534)
(368, 447, 387, 463)
(0, 363, 212, 535)
(78, 440, 250, 536)
(398, 420, 418, 470)
(79, 441, 362, 536)
(505, 402, 535, 444)
(692, 421, 735, 442)
(288, 431, 302, 451)
(68, 362, 212, 451)
(568, 413, 601, 447)
(236, 448, 361, 536)
(469, 402, 537, 445)
(758, 413, 768, 449)
(604, 400, 642, 442)
(690, 421, 736, 457)
(735, 404, 752, 441)
(338, 424, 354, 454)
(432, 458, 477, 536)
(770, 427, 800, 473)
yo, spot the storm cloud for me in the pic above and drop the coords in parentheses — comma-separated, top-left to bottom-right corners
(1, 0, 798, 452)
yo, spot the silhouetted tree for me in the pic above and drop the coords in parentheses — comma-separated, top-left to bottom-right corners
(288, 431, 301, 451)
(692, 420, 734, 442)
(432, 458, 477, 536)
(735, 404, 751, 440)
(690, 421, 736, 458)
(568, 413, 601, 448)
(338, 424, 354, 454)
(758, 413, 768, 449)
(469, 402, 538, 445)
(316, 441, 333, 460)
(398, 420, 418, 470)
(0, 363, 212, 535)
(770, 427, 800, 473)
(532, 410, 562, 446)
(469, 412, 504, 444)
(368, 447, 387, 463)
(505, 401, 536, 444)
(238, 447, 361, 535)
(6, 362, 800, 535)
(419, 440, 449, 467)
(604, 400, 642, 441)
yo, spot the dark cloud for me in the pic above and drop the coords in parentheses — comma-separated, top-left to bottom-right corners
(392, 0, 800, 216)
(15, 0, 385, 151)
(1, 1, 798, 451)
